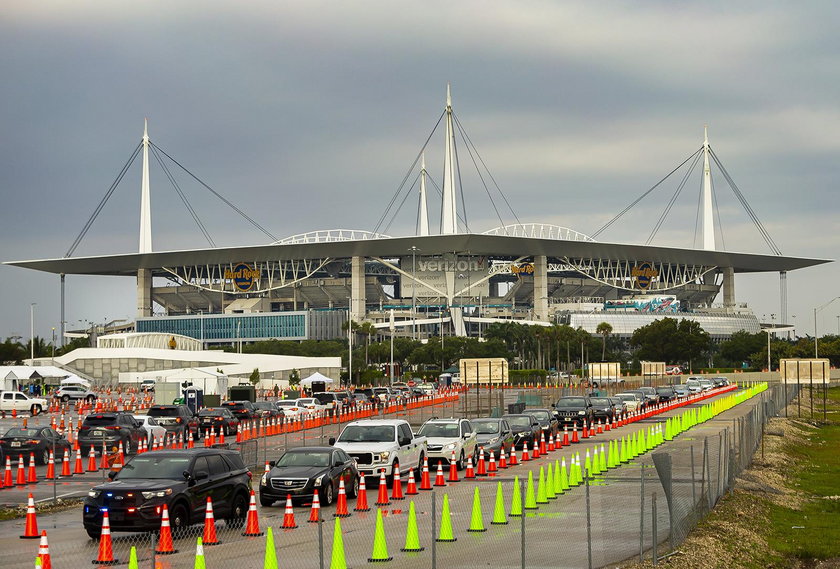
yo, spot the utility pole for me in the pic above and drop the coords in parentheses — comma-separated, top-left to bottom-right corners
(30, 303, 36, 363)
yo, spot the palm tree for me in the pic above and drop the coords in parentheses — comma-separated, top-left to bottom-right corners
(596, 322, 613, 361)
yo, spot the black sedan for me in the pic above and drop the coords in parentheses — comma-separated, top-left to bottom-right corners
(500, 414, 542, 450)
(527, 408, 559, 438)
(259, 446, 360, 507)
(1, 426, 71, 465)
(196, 407, 240, 436)
(252, 401, 283, 421)
(589, 397, 617, 424)
(471, 418, 514, 458)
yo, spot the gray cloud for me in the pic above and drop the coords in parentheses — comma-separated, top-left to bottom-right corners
(2, 0, 838, 341)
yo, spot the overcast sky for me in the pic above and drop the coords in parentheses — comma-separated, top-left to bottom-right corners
(1, 1, 838, 344)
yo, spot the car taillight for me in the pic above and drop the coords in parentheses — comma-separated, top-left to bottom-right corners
(246, 471, 252, 480)
(105, 426, 121, 430)
(80, 426, 90, 431)
(175, 418, 182, 423)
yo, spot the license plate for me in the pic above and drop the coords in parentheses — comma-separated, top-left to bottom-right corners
(94, 430, 106, 436)
(109, 512, 124, 521)
(10, 442, 21, 447)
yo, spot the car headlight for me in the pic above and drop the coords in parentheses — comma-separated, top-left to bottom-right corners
(141, 489, 172, 499)
(445, 443, 456, 450)
(485, 437, 499, 445)
(377, 451, 390, 461)
(260, 474, 268, 486)
(578, 410, 586, 415)
(88, 490, 101, 498)
(314, 475, 325, 486)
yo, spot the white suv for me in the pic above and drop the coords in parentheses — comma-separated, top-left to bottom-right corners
(417, 418, 477, 469)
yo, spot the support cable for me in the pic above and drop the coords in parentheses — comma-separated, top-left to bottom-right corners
(453, 113, 506, 230)
(65, 142, 142, 257)
(646, 150, 703, 244)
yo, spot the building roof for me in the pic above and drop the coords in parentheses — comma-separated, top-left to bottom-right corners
(4, 233, 831, 276)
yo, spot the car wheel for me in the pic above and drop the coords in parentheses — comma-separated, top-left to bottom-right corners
(168, 504, 189, 536)
(226, 492, 248, 527)
(456, 451, 464, 471)
(39, 448, 49, 465)
(86, 395, 96, 404)
(86, 526, 101, 540)
(30, 404, 41, 416)
(322, 482, 334, 506)
(348, 475, 359, 498)
(62, 395, 70, 403)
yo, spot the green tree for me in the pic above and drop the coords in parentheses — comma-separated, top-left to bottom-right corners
(249, 368, 260, 386)
(595, 322, 613, 361)
(0, 337, 26, 364)
(718, 331, 765, 366)
(288, 368, 300, 388)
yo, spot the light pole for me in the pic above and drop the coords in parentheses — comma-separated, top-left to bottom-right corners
(389, 309, 395, 386)
(763, 328, 772, 373)
(29, 303, 36, 363)
(51, 327, 56, 366)
(198, 310, 205, 350)
(814, 297, 840, 357)
(347, 298, 352, 386)
(409, 246, 419, 340)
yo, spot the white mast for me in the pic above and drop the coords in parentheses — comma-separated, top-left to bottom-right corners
(419, 153, 430, 236)
(702, 125, 715, 251)
(139, 119, 153, 254)
(440, 84, 458, 235)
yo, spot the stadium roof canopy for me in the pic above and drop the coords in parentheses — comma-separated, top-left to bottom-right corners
(5, 232, 829, 276)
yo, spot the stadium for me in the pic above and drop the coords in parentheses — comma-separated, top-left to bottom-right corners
(5, 90, 830, 348)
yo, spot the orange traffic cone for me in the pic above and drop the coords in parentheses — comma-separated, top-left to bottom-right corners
(531, 440, 540, 459)
(73, 449, 84, 474)
(464, 454, 475, 479)
(61, 449, 71, 477)
(509, 446, 519, 466)
(448, 450, 459, 483)
(390, 464, 404, 500)
(281, 494, 298, 529)
(334, 478, 351, 517)
(354, 475, 371, 512)
(562, 425, 570, 446)
(187, 431, 194, 449)
(499, 447, 508, 469)
(539, 433, 547, 455)
(93, 510, 119, 564)
(218, 429, 224, 446)
(99, 443, 109, 470)
(3, 456, 13, 486)
(242, 490, 264, 536)
(405, 468, 418, 495)
(203, 496, 221, 545)
(419, 457, 432, 491)
(571, 424, 579, 444)
(547, 433, 555, 452)
(38, 531, 52, 569)
(433, 462, 446, 486)
(308, 489, 322, 523)
(155, 503, 177, 554)
(87, 447, 97, 472)
(44, 451, 56, 480)
(28, 453, 38, 483)
(16, 456, 27, 486)
(581, 421, 589, 439)
(20, 493, 39, 538)
(476, 449, 487, 475)
(375, 470, 390, 506)
(488, 450, 497, 475)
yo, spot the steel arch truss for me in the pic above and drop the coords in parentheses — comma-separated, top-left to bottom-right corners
(162, 257, 334, 294)
(559, 257, 718, 292)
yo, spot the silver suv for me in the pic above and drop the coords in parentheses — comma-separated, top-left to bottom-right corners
(53, 384, 97, 403)
(417, 418, 477, 469)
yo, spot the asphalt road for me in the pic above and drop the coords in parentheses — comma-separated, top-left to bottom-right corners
(0, 386, 762, 569)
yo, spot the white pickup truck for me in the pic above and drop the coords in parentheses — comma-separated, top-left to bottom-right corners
(0, 391, 48, 414)
(330, 419, 427, 479)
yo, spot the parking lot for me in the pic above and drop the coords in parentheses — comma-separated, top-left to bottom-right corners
(0, 383, 770, 569)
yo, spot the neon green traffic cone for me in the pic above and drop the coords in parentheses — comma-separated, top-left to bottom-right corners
(194, 537, 206, 569)
(584, 449, 593, 475)
(330, 517, 348, 569)
(264, 527, 278, 569)
(128, 546, 138, 569)
(546, 462, 557, 499)
(599, 444, 607, 472)
(559, 458, 570, 492)
(509, 476, 523, 517)
(401, 501, 424, 552)
(467, 486, 486, 532)
(524, 470, 538, 509)
(491, 481, 508, 524)
(436, 494, 457, 542)
(369, 508, 393, 562)
(536, 467, 549, 504)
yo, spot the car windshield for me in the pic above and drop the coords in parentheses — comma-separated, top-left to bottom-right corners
(148, 407, 181, 417)
(276, 451, 330, 468)
(472, 421, 500, 435)
(529, 411, 550, 421)
(337, 425, 395, 443)
(656, 388, 672, 394)
(84, 416, 117, 425)
(555, 398, 586, 408)
(418, 423, 459, 437)
(590, 398, 611, 406)
(4, 427, 40, 437)
(276, 401, 296, 407)
(116, 456, 192, 479)
(298, 399, 316, 405)
(312, 394, 335, 404)
(616, 394, 636, 401)
(198, 408, 229, 417)
(505, 416, 533, 428)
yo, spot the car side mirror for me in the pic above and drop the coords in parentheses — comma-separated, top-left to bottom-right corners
(108, 471, 117, 480)
(551, 403, 556, 408)
(328, 437, 336, 446)
(269, 461, 276, 467)
(183, 470, 193, 481)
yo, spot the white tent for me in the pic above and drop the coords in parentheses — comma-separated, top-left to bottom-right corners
(300, 372, 334, 386)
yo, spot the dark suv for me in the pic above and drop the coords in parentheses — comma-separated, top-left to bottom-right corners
(78, 412, 146, 456)
(221, 400, 256, 422)
(553, 396, 594, 428)
(83, 448, 252, 538)
(146, 405, 200, 439)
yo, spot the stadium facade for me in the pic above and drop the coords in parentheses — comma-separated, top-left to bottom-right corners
(6, 94, 830, 346)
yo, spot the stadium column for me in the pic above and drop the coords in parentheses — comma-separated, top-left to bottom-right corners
(137, 268, 152, 318)
(534, 255, 548, 322)
(722, 266, 735, 309)
(351, 256, 366, 322)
